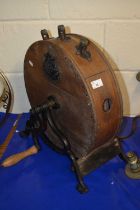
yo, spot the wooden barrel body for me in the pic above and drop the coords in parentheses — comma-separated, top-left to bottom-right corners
(24, 32, 122, 160)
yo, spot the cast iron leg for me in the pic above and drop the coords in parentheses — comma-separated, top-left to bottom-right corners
(32, 132, 40, 151)
(47, 110, 89, 193)
(40, 131, 88, 193)
(67, 150, 88, 193)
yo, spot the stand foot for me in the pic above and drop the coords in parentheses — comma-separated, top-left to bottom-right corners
(76, 183, 88, 194)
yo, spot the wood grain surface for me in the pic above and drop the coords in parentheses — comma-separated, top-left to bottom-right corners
(24, 33, 122, 158)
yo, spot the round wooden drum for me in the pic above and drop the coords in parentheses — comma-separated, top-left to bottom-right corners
(24, 26, 122, 160)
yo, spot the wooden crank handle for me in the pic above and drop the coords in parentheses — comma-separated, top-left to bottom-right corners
(1, 145, 38, 167)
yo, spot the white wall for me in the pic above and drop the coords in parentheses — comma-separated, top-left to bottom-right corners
(0, 0, 140, 115)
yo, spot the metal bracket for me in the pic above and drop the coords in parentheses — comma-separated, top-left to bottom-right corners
(76, 38, 91, 60)
(41, 29, 49, 40)
(43, 53, 60, 81)
(57, 25, 70, 41)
